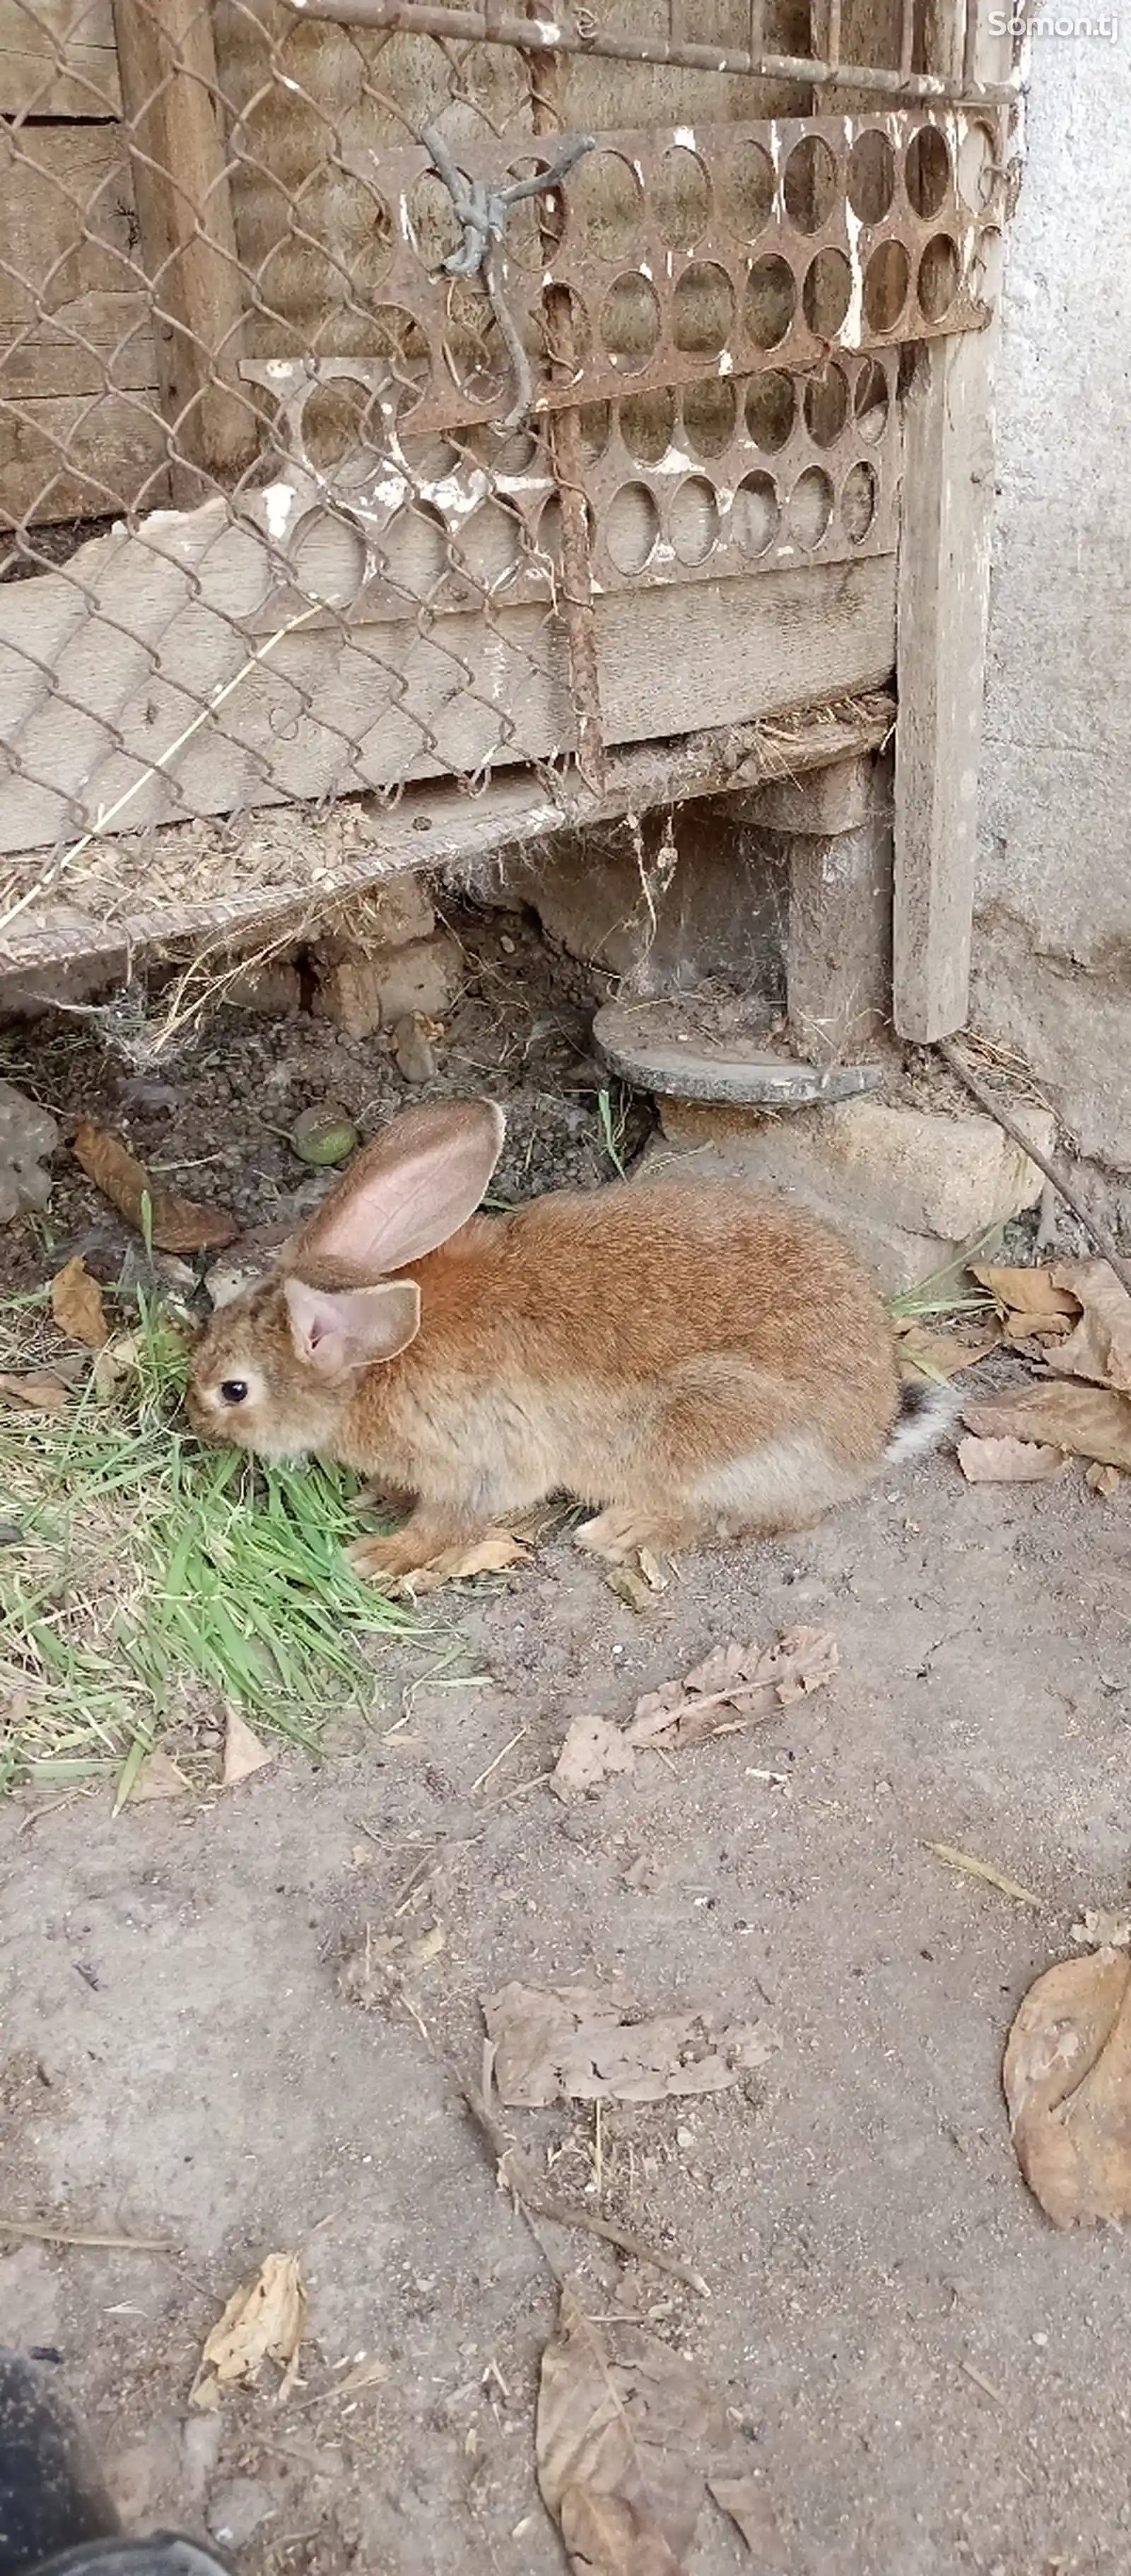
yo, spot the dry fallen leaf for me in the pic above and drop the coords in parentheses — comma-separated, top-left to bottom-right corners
(74, 1120, 238, 1254)
(129, 1746, 191, 1803)
(393, 1533, 530, 1596)
(961, 1383, 1131, 1471)
(537, 2288, 723, 2576)
(973, 1263, 1078, 1322)
(1048, 1260, 1131, 1395)
(484, 1980, 778, 2107)
(0, 1370, 70, 1415)
(708, 2470, 790, 2567)
(50, 1255, 109, 1350)
(1086, 1460, 1123, 1498)
(90, 1332, 142, 1405)
(956, 1434, 1068, 1485)
(223, 1706, 275, 1787)
(629, 1629, 838, 1750)
(605, 1563, 659, 1614)
(191, 2252, 306, 2406)
(1004, 1950, 1131, 2229)
(896, 1318, 1002, 1381)
(552, 1712, 638, 1803)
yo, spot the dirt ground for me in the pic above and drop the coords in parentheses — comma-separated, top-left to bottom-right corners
(5, 1450, 1131, 2576)
(4, 915, 1131, 2576)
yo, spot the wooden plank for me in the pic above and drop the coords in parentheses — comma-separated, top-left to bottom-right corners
(111, 0, 254, 497)
(0, 488, 897, 853)
(0, 0, 119, 113)
(0, 121, 168, 524)
(892, 4, 1016, 1038)
(1, 388, 169, 524)
(0, 694, 897, 975)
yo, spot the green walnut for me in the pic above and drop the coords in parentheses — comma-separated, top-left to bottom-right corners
(291, 1105, 358, 1167)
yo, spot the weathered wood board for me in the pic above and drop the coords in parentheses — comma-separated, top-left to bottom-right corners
(0, 0, 119, 117)
(0, 121, 167, 525)
(0, 488, 897, 855)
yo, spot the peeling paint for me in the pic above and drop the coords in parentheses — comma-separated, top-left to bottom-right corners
(262, 481, 298, 541)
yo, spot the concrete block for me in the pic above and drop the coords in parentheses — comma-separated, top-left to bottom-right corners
(638, 1128, 953, 1294)
(725, 749, 886, 836)
(659, 1094, 1054, 1242)
(223, 960, 303, 1014)
(312, 932, 459, 1041)
(312, 875, 435, 964)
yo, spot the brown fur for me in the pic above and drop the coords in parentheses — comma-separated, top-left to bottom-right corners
(188, 1112, 901, 1578)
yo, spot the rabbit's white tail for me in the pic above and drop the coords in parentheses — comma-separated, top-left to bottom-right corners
(884, 1376, 962, 1464)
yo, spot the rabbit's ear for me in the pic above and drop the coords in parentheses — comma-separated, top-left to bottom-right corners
(295, 1099, 505, 1279)
(283, 1276, 421, 1377)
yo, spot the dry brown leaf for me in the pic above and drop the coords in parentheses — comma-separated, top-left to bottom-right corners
(90, 1332, 142, 1405)
(961, 1383, 1131, 1470)
(972, 1263, 1079, 1320)
(537, 2288, 724, 2575)
(50, 1255, 109, 1350)
(1086, 1461, 1124, 1498)
(0, 1370, 70, 1415)
(708, 2471, 790, 2567)
(222, 1706, 274, 1787)
(190, 2252, 306, 2406)
(956, 1434, 1068, 1485)
(484, 1980, 778, 2108)
(129, 1747, 191, 1803)
(896, 1319, 1002, 1381)
(74, 1120, 238, 1255)
(1047, 1260, 1131, 1395)
(1002, 1311, 1072, 1345)
(605, 1563, 659, 1613)
(628, 1629, 838, 1752)
(552, 1712, 638, 1802)
(1003, 1951, 1131, 2229)
(397, 1533, 530, 1596)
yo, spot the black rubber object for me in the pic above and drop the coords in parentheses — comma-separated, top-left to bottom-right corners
(0, 2358, 228, 2576)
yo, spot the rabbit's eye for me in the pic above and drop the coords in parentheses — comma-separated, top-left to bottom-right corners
(219, 1379, 249, 1406)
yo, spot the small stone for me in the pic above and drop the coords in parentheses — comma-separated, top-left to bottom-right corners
(291, 1104, 358, 1167)
(312, 934, 459, 1041)
(206, 2478, 279, 2549)
(0, 1080, 59, 1226)
(392, 1014, 438, 1084)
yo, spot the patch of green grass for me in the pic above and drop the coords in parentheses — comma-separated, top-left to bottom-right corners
(597, 1083, 631, 1179)
(887, 1229, 1002, 1326)
(0, 1296, 418, 1801)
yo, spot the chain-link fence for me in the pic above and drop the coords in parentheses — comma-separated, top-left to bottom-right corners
(0, 0, 1013, 968)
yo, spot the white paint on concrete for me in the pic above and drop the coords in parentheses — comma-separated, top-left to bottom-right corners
(976, 31, 1131, 1166)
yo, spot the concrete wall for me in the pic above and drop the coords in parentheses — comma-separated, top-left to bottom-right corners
(973, 21, 1131, 1174)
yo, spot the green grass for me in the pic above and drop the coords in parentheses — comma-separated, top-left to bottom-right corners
(597, 1083, 631, 1179)
(0, 1294, 418, 1803)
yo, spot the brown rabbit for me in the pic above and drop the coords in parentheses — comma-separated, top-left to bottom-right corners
(187, 1097, 952, 1579)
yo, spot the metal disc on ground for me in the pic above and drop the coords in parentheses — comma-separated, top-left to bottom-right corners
(593, 1001, 884, 1107)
